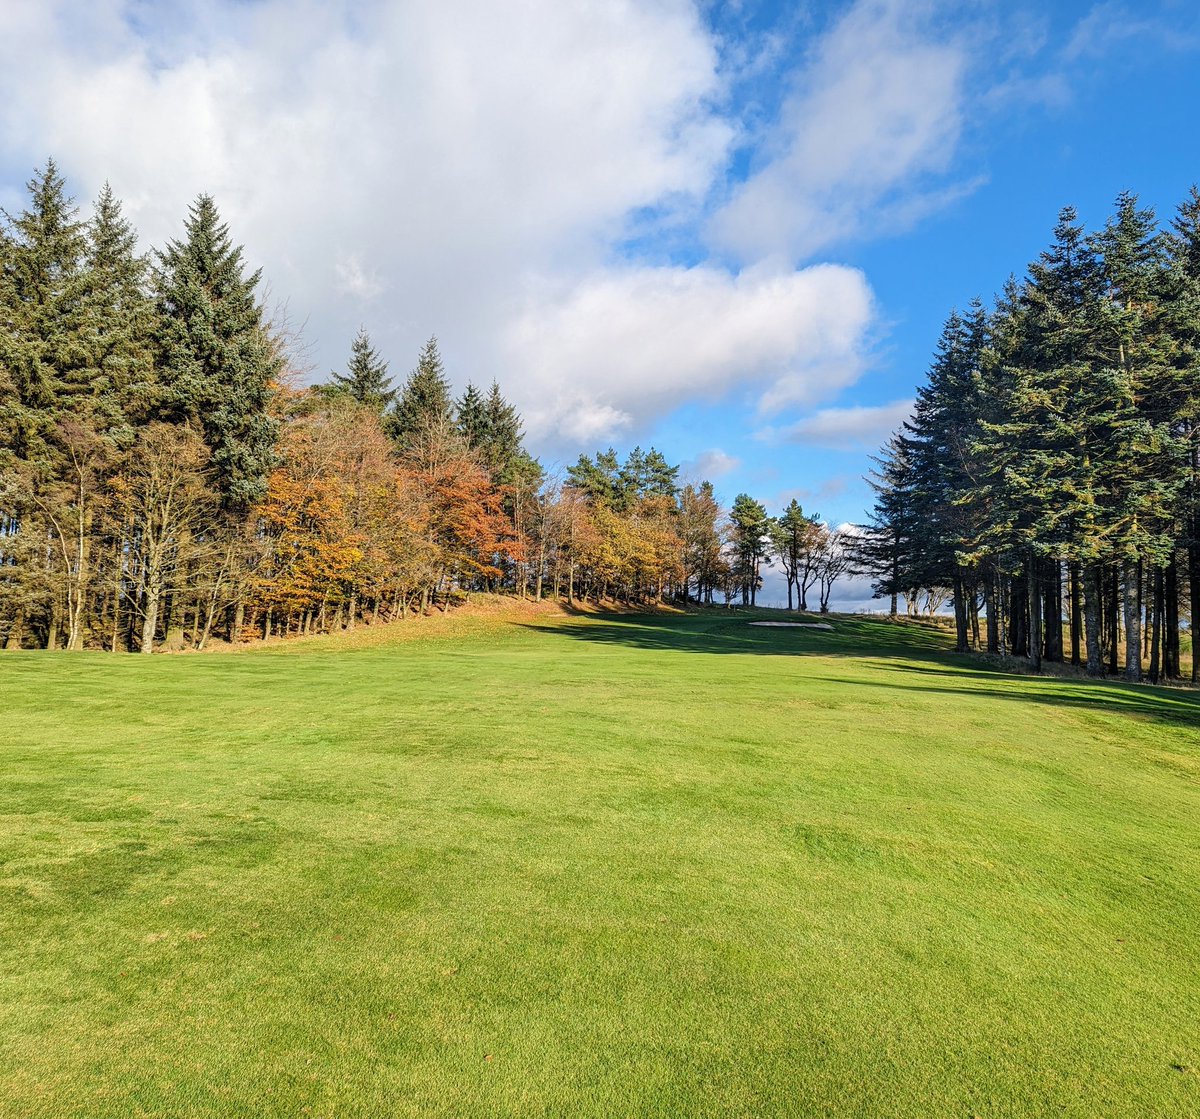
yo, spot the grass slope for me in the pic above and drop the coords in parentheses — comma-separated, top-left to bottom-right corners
(1, 609, 1198, 1117)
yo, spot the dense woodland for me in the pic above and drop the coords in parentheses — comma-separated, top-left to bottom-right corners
(857, 191, 1200, 683)
(0, 162, 851, 652)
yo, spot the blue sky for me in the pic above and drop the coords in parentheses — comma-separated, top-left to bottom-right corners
(1, 1, 1198, 604)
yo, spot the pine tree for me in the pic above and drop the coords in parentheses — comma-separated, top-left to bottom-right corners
(390, 336, 453, 447)
(1165, 186, 1200, 681)
(1092, 194, 1185, 680)
(903, 307, 989, 650)
(328, 328, 395, 412)
(481, 381, 525, 481)
(854, 433, 919, 617)
(0, 159, 89, 464)
(78, 183, 156, 441)
(456, 382, 487, 448)
(567, 449, 621, 507)
(729, 493, 770, 606)
(154, 194, 280, 510)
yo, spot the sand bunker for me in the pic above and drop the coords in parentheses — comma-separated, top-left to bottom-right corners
(748, 621, 834, 630)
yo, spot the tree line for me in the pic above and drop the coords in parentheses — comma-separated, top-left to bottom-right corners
(856, 190, 1200, 683)
(1, 161, 851, 652)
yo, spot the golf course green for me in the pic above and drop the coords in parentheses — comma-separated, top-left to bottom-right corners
(1, 606, 1197, 1117)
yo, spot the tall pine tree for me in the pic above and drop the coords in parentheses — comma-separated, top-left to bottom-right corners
(154, 194, 280, 510)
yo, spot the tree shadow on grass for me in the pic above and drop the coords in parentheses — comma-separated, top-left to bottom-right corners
(526, 611, 957, 660)
(526, 611, 1200, 732)
(807, 666, 1200, 732)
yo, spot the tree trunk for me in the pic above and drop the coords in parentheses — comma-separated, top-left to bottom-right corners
(1148, 566, 1163, 685)
(1108, 566, 1120, 675)
(5, 609, 25, 650)
(1083, 563, 1103, 676)
(1165, 553, 1180, 680)
(1043, 560, 1063, 663)
(952, 567, 968, 653)
(1122, 560, 1141, 682)
(1026, 557, 1042, 672)
(1011, 575, 1026, 659)
(1068, 561, 1082, 666)
(1190, 533, 1200, 684)
(984, 570, 999, 654)
(141, 585, 158, 654)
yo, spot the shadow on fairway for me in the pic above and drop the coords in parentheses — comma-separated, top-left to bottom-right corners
(525, 611, 955, 660)
(528, 612, 1200, 732)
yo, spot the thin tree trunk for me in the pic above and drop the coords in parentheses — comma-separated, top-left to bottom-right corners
(1190, 533, 1199, 683)
(1123, 560, 1141, 682)
(1026, 556, 1042, 672)
(1043, 560, 1063, 663)
(952, 567, 968, 653)
(1148, 566, 1163, 685)
(1083, 563, 1103, 676)
(984, 569, 998, 654)
(1165, 553, 1180, 679)
(1069, 561, 1082, 666)
(1108, 566, 1120, 675)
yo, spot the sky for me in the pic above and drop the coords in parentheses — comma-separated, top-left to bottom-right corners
(2, 0, 1199, 608)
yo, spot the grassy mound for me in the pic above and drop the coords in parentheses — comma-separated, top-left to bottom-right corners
(2, 609, 1197, 1116)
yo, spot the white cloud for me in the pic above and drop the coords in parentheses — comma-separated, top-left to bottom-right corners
(1064, 2, 1199, 61)
(709, 0, 971, 263)
(334, 253, 384, 301)
(502, 263, 875, 445)
(0, 0, 906, 449)
(777, 399, 913, 451)
(682, 448, 741, 481)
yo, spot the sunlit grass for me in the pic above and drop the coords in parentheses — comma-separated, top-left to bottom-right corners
(1, 607, 1197, 1116)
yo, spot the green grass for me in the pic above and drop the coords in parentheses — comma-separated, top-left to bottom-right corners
(2, 608, 1198, 1117)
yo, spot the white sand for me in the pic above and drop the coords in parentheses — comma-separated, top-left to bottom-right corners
(748, 621, 834, 630)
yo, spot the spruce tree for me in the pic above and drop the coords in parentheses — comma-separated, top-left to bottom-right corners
(456, 382, 487, 448)
(1092, 194, 1185, 679)
(481, 381, 524, 480)
(154, 194, 280, 510)
(0, 159, 89, 464)
(328, 327, 395, 412)
(854, 433, 919, 617)
(1165, 187, 1200, 681)
(390, 335, 453, 447)
(78, 183, 156, 442)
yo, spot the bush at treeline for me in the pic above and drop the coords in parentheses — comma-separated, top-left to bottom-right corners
(0, 161, 852, 652)
(855, 190, 1200, 683)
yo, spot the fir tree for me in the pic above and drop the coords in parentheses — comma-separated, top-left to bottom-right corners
(0, 159, 89, 464)
(854, 433, 919, 618)
(78, 183, 156, 441)
(326, 326, 396, 413)
(456, 382, 487, 448)
(481, 381, 525, 481)
(154, 194, 280, 510)
(390, 335, 453, 447)
(1165, 186, 1200, 681)
(327, 328, 395, 412)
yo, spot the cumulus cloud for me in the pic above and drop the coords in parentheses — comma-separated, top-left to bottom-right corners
(502, 263, 874, 444)
(709, 0, 971, 263)
(681, 448, 741, 481)
(0, 0, 979, 450)
(778, 398, 913, 450)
